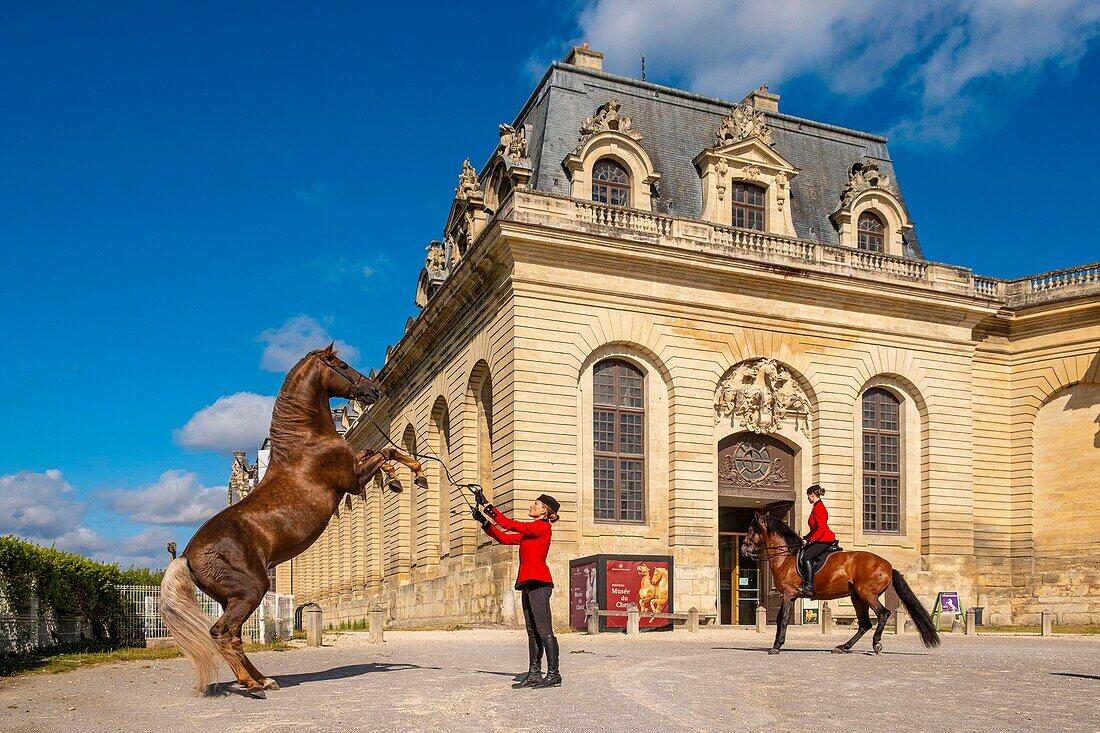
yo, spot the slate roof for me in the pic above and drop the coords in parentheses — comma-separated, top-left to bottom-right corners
(504, 61, 923, 258)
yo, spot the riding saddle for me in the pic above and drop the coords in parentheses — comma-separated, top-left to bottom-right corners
(798, 540, 844, 573)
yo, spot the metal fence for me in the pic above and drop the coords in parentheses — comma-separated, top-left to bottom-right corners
(118, 585, 294, 645)
(0, 613, 86, 654)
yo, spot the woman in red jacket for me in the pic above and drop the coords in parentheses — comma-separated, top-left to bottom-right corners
(476, 492, 561, 689)
(799, 484, 836, 596)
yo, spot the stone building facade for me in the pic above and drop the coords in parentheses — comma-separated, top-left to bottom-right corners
(279, 45, 1100, 627)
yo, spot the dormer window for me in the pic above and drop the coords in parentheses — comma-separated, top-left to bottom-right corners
(858, 211, 885, 252)
(592, 158, 630, 207)
(731, 182, 765, 230)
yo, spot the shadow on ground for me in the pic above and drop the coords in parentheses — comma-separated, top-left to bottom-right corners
(272, 662, 440, 688)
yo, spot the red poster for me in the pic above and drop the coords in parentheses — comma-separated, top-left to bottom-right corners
(569, 561, 598, 629)
(604, 559, 670, 628)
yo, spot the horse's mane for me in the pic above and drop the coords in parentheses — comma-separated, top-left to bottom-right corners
(759, 514, 803, 550)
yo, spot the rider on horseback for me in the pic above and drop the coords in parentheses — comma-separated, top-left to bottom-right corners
(798, 484, 836, 596)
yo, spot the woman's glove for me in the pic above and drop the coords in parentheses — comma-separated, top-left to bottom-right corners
(472, 487, 488, 506)
(471, 505, 491, 530)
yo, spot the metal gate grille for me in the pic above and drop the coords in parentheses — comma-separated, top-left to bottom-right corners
(118, 585, 293, 645)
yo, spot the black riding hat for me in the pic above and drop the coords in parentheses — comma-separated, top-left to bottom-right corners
(536, 494, 560, 514)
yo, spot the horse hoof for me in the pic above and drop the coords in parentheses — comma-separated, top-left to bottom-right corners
(385, 479, 403, 494)
(768, 647, 781, 655)
(873, 643, 883, 655)
(248, 688, 267, 699)
(831, 646, 850, 654)
(414, 476, 429, 489)
(262, 679, 280, 690)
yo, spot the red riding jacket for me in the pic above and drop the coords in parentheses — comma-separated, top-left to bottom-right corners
(804, 501, 836, 543)
(483, 505, 554, 588)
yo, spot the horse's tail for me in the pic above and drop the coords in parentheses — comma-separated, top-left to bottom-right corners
(160, 558, 220, 693)
(891, 570, 940, 648)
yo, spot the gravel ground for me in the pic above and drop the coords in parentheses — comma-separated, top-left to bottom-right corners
(1, 626, 1097, 733)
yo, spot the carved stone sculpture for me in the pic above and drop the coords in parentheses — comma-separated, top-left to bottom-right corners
(716, 103, 774, 146)
(424, 241, 447, 277)
(841, 161, 896, 207)
(498, 124, 528, 163)
(578, 100, 643, 146)
(456, 159, 482, 200)
(715, 358, 811, 434)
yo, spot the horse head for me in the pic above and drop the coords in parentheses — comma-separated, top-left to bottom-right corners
(741, 512, 767, 560)
(314, 342, 381, 405)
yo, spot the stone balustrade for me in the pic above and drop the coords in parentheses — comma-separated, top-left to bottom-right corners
(501, 189, 1099, 308)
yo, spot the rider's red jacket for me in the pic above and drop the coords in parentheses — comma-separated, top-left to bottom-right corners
(804, 501, 836, 543)
(483, 506, 554, 588)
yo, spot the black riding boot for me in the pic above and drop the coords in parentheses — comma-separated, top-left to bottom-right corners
(798, 556, 815, 596)
(512, 634, 543, 688)
(532, 635, 561, 688)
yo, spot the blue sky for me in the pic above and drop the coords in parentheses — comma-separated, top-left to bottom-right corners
(1, 2, 1098, 569)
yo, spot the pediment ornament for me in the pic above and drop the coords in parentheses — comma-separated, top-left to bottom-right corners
(578, 100, 643, 146)
(424, 241, 447, 278)
(456, 159, 482, 200)
(716, 104, 774, 147)
(841, 161, 896, 207)
(715, 358, 811, 434)
(498, 124, 528, 164)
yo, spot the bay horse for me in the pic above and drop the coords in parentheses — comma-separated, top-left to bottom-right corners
(160, 343, 427, 697)
(741, 512, 939, 655)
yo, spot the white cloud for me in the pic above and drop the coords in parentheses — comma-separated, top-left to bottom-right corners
(0, 470, 195, 570)
(563, 0, 1100, 144)
(99, 470, 225, 525)
(256, 315, 361, 372)
(173, 392, 275, 454)
(0, 469, 85, 539)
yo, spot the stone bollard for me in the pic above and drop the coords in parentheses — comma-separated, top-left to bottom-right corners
(587, 601, 600, 635)
(304, 607, 323, 647)
(1041, 609, 1053, 636)
(965, 608, 976, 636)
(756, 605, 767, 633)
(369, 607, 385, 644)
(687, 607, 699, 633)
(626, 604, 640, 637)
(821, 603, 833, 634)
(894, 607, 908, 635)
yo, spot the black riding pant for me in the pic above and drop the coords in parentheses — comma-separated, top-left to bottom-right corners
(520, 583, 557, 672)
(802, 541, 831, 563)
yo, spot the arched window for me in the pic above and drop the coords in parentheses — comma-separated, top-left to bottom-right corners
(593, 359, 645, 522)
(592, 158, 630, 207)
(731, 182, 765, 230)
(862, 388, 900, 532)
(858, 211, 885, 252)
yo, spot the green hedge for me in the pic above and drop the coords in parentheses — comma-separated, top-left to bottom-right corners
(0, 535, 146, 625)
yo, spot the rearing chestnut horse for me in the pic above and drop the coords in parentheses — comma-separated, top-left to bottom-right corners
(742, 512, 939, 655)
(160, 344, 426, 697)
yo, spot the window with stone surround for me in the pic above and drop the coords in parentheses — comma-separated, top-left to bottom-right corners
(593, 359, 645, 522)
(858, 211, 885, 252)
(862, 387, 901, 533)
(591, 158, 630, 207)
(731, 182, 766, 230)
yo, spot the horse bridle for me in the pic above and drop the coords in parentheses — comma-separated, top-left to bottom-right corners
(743, 525, 802, 561)
(321, 355, 369, 395)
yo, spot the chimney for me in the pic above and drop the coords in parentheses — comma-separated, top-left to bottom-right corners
(564, 43, 603, 72)
(741, 84, 780, 112)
